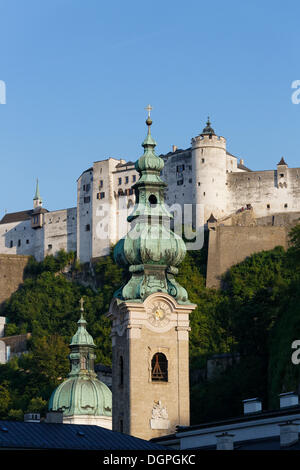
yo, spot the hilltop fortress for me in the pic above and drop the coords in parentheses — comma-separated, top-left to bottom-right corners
(0, 118, 299, 291)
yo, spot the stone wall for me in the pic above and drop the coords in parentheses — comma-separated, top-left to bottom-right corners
(206, 225, 289, 289)
(0, 254, 30, 304)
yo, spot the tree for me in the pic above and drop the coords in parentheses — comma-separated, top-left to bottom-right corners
(0, 381, 11, 417)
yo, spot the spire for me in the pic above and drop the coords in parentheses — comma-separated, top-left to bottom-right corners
(201, 117, 215, 136)
(33, 178, 42, 209)
(70, 297, 95, 348)
(278, 157, 288, 166)
(33, 178, 41, 201)
(113, 107, 189, 304)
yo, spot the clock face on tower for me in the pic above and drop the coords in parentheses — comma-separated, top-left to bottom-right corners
(146, 301, 171, 327)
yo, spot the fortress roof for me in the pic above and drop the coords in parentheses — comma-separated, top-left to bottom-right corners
(237, 162, 252, 172)
(278, 157, 288, 166)
(0, 208, 48, 225)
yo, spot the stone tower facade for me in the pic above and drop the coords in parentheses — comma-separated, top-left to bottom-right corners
(107, 110, 196, 440)
(191, 118, 227, 223)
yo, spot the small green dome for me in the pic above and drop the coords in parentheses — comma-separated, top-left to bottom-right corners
(48, 376, 112, 417)
(48, 303, 112, 418)
(70, 313, 95, 347)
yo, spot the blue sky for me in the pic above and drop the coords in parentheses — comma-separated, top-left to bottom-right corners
(0, 0, 299, 214)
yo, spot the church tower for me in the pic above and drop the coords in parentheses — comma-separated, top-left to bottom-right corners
(107, 108, 196, 440)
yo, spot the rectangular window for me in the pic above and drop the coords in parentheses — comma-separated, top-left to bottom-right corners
(100, 192, 105, 199)
(267, 204, 270, 209)
(85, 224, 90, 231)
(85, 183, 90, 192)
(118, 177, 122, 185)
(202, 158, 205, 163)
(177, 179, 184, 186)
(26, 239, 29, 244)
(48, 244, 52, 250)
(10, 241, 13, 248)
(132, 175, 136, 182)
(129, 188, 134, 195)
(125, 176, 129, 184)
(18, 239, 21, 247)
(99, 180, 103, 188)
(176, 164, 185, 173)
(84, 196, 90, 203)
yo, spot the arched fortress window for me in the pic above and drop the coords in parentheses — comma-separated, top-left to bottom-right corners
(151, 353, 168, 382)
(119, 356, 124, 386)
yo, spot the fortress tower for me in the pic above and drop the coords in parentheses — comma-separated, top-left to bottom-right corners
(107, 109, 196, 440)
(191, 118, 227, 223)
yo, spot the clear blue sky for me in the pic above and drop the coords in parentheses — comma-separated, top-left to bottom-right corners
(0, 0, 299, 214)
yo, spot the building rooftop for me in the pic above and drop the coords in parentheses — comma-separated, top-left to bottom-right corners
(0, 209, 48, 225)
(0, 420, 164, 450)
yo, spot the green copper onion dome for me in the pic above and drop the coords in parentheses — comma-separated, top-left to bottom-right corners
(48, 299, 112, 418)
(113, 108, 189, 304)
(70, 312, 95, 347)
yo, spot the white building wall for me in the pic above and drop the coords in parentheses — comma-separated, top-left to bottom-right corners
(43, 208, 77, 259)
(227, 166, 300, 218)
(77, 169, 93, 263)
(0, 219, 37, 257)
(91, 159, 122, 259)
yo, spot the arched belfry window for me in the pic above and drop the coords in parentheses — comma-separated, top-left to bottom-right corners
(151, 353, 168, 382)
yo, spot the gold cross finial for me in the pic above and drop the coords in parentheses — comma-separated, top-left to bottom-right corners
(145, 104, 153, 119)
(79, 297, 84, 311)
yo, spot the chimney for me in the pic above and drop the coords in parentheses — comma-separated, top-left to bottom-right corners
(242, 398, 262, 415)
(279, 392, 299, 409)
(216, 432, 234, 450)
(239, 158, 244, 165)
(172, 145, 177, 152)
(280, 421, 299, 447)
(45, 411, 63, 424)
(24, 413, 40, 423)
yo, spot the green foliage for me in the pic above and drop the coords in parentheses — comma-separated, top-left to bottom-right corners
(7, 409, 23, 421)
(26, 397, 47, 414)
(0, 381, 12, 417)
(1, 227, 300, 423)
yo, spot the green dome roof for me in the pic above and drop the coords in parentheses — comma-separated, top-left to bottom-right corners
(70, 313, 95, 347)
(48, 375, 112, 417)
